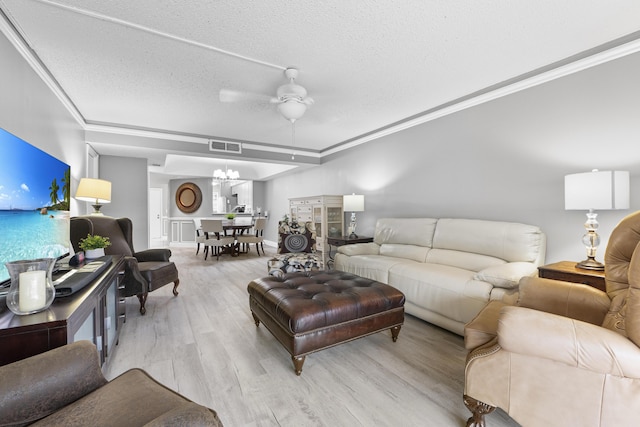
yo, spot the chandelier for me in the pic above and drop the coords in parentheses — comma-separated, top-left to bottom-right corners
(213, 168, 239, 181)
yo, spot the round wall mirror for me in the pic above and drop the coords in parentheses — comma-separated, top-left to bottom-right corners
(175, 182, 202, 213)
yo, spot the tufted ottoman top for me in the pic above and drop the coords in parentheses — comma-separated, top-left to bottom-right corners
(247, 270, 405, 334)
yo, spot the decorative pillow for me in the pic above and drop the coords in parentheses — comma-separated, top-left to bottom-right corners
(280, 231, 313, 254)
(474, 262, 537, 289)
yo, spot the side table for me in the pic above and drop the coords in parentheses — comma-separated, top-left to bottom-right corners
(537, 261, 606, 292)
(326, 235, 374, 268)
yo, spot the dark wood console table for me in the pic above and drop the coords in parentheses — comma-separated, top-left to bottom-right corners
(0, 255, 125, 367)
(538, 260, 606, 292)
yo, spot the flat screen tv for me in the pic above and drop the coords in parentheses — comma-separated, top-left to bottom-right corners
(0, 128, 71, 286)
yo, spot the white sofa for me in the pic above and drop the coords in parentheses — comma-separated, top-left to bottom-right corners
(334, 218, 546, 335)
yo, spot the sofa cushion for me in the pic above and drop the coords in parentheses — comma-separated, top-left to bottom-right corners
(335, 254, 415, 284)
(433, 218, 545, 263)
(380, 243, 430, 262)
(374, 218, 437, 247)
(389, 263, 492, 324)
(426, 248, 505, 272)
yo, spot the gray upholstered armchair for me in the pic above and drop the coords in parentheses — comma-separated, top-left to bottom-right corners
(463, 211, 640, 427)
(0, 341, 223, 426)
(71, 216, 179, 315)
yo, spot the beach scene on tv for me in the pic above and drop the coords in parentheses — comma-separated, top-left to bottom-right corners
(0, 129, 71, 285)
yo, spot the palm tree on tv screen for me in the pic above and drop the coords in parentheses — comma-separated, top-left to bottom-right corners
(49, 178, 59, 206)
(61, 169, 70, 206)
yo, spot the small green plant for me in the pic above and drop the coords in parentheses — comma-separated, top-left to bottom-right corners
(79, 234, 111, 251)
(226, 213, 236, 219)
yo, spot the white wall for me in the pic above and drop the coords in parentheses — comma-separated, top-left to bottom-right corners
(0, 30, 85, 214)
(265, 51, 640, 264)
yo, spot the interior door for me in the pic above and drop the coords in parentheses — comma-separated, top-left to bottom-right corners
(149, 188, 163, 247)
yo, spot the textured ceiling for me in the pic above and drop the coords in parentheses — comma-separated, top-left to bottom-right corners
(2, 0, 640, 179)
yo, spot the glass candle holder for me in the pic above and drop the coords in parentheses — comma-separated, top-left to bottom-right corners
(5, 258, 56, 315)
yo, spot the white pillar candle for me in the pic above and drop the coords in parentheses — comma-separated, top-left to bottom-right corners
(19, 270, 46, 312)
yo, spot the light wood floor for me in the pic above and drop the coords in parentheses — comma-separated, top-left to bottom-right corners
(105, 246, 520, 427)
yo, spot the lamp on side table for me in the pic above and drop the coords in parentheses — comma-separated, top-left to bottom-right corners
(564, 170, 629, 271)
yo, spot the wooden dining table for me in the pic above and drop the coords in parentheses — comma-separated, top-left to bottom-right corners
(221, 220, 254, 256)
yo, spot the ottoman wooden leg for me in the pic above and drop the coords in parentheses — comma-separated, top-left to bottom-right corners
(391, 325, 401, 342)
(251, 312, 260, 326)
(292, 355, 306, 376)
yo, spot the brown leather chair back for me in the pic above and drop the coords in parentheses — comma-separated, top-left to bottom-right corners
(602, 211, 640, 335)
(604, 211, 640, 299)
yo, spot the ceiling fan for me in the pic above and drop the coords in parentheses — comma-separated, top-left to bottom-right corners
(219, 68, 314, 122)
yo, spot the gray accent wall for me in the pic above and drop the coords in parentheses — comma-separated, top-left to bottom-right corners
(100, 155, 149, 252)
(264, 51, 640, 263)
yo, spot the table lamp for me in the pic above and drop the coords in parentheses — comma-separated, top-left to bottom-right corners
(343, 194, 365, 239)
(565, 170, 629, 270)
(75, 178, 112, 215)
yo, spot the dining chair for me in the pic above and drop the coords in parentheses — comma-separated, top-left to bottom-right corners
(237, 218, 266, 255)
(201, 219, 235, 260)
(193, 218, 206, 255)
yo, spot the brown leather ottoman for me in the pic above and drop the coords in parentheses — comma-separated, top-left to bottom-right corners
(247, 270, 405, 375)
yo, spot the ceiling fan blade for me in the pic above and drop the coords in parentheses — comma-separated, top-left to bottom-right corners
(219, 88, 275, 103)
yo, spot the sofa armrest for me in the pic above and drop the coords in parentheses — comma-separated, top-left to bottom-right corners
(473, 262, 537, 289)
(134, 248, 172, 262)
(517, 276, 610, 325)
(0, 341, 107, 426)
(498, 306, 640, 378)
(336, 242, 380, 256)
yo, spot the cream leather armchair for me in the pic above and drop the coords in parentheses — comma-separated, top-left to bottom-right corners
(463, 211, 640, 427)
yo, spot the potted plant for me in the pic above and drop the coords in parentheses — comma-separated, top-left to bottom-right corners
(78, 234, 111, 259)
(226, 213, 236, 220)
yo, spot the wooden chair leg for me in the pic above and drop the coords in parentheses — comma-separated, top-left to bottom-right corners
(137, 292, 148, 315)
(463, 395, 495, 427)
(172, 279, 180, 296)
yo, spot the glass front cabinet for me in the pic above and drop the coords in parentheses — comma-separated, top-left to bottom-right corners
(289, 195, 343, 266)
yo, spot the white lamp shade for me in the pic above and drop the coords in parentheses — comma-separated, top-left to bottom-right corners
(343, 194, 365, 212)
(75, 178, 112, 203)
(565, 170, 629, 210)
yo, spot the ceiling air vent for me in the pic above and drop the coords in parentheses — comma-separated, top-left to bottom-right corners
(209, 140, 242, 154)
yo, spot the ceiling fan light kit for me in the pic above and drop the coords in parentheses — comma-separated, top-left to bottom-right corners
(219, 67, 314, 160)
(278, 101, 307, 122)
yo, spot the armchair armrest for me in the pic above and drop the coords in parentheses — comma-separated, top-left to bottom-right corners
(0, 341, 107, 426)
(122, 256, 146, 296)
(134, 248, 172, 262)
(143, 402, 223, 426)
(337, 242, 380, 256)
(517, 276, 610, 325)
(498, 306, 640, 378)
